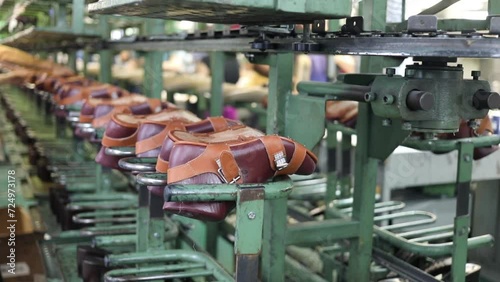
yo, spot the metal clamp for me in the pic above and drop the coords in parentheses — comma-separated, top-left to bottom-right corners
(216, 159, 241, 184)
(274, 151, 288, 171)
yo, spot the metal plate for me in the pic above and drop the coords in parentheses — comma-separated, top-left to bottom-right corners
(105, 34, 500, 58)
(0, 27, 100, 51)
(88, 0, 351, 24)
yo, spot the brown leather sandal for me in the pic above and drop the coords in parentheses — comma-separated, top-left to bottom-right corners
(163, 129, 317, 221)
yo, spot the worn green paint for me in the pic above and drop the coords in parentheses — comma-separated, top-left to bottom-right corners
(235, 188, 265, 254)
(346, 103, 379, 282)
(210, 51, 226, 116)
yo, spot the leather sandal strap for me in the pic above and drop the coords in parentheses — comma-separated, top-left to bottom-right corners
(92, 106, 129, 128)
(260, 135, 288, 173)
(135, 122, 187, 155)
(208, 117, 230, 132)
(155, 155, 170, 173)
(278, 143, 308, 175)
(59, 92, 84, 106)
(167, 143, 242, 184)
(102, 130, 138, 147)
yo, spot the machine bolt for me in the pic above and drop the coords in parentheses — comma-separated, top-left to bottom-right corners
(383, 95, 395, 105)
(471, 70, 481, 80)
(153, 232, 160, 238)
(386, 68, 396, 77)
(402, 122, 412, 130)
(464, 154, 472, 162)
(405, 69, 416, 78)
(247, 212, 256, 220)
(382, 119, 392, 126)
(472, 90, 500, 110)
(364, 92, 377, 102)
(406, 90, 435, 111)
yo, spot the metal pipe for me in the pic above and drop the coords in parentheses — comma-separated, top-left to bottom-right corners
(297, 81, 370, 102)
(105, 146, 136, 156)
(118, 157, 157, 172)
(136, 173, 168, 186)
(374, 226, 494, 257)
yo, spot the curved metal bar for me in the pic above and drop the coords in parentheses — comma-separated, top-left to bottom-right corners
(105, 265, 211, 282)
(80, 224, 137, 236)
(70, 193, 137, 202)
(374, 226, 494, 258)
(375, 210, 437, 231)
(72, 209, 137, 224)
(75, 122, 93, 129)
(118, 157, 157, 172)
(136, 173, 168, 186)
(80, 126, 96, 134)
(105, 250, 234, 281)
(105, 147, 136, 156)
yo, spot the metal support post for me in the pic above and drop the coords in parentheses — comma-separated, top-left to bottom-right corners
(347, 103, 379, 282)
(143, 19, 165, 99)
(261, 52, 293, 282)
(82, 49, 89, 76)
(235, 187, 265, 282)
(98, 16, 112, 83)
(451, 142, 474, 282)
(266, 53, 294, 135)
(67, 50, 77, 73)
(209, 51, 226, 116)
(71, 0, 85, 33)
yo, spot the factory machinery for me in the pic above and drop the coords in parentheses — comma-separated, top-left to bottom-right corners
(1, 0, 500, 281)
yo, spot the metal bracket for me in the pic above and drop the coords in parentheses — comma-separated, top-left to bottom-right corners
(407, 15, 438, 33)
(488, 15, 500, 34)
(341, 16, 364, 35)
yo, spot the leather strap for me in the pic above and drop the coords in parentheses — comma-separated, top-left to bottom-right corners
(208, 117, 230, 132)
(155, 155, 170, 173)
(260, 135, 288, 172)
(102, 130, 138, 147)
(278, 143, 308, 175)
(168, 143, 242, 184)
(92, 106, 129, 128)
(59, 92, 84, 106)
(135, 122, 187, 154)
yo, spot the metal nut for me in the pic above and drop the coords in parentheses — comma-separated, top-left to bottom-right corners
(383, 95, 395, 105)
(364, 92, 377, 102)
(247, 212, 256, 220)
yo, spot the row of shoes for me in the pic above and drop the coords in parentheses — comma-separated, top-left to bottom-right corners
(26, 72, 318, 221)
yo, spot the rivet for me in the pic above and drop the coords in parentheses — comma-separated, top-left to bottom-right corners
(247, 212, 256, 220)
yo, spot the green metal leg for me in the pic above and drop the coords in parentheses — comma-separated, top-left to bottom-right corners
(262, 197, 288, 282)
(451, 142, 474, 282)
(143, 19, 165, 99)
(99, 16, 112, 83)
(266, 53, 294, 135)
(137, 187, 149, 252)
(210, 51, 226, 116)
(235, 187, 264, 281)
(347, 104, 379, 282)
